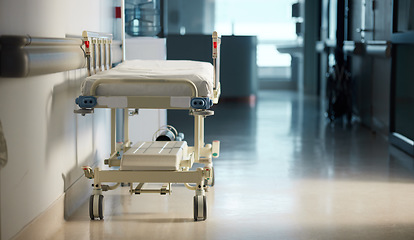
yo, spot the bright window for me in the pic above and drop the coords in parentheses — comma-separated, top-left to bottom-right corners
(215, 0, 297, 67)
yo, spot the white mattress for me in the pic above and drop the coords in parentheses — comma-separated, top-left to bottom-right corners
(120, 141, 188, 171)
(81, 60, 214, 97)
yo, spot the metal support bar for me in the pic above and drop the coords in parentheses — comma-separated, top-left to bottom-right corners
(212, 31, 221, 90)
(200, 116, 205, 147)
(123, 108, 130, 149)
(111, 109, 117, 155)
(131, 182, 145, 194)
(130, 183, 172, 195)
(92, 38, 97, 74)
(108, 39, 112, 68)
(98, 39, 103, 72)
(135, 189, 171, 194)
(104, 158, 121, 167)
(194, 115, 204, 162)
(95, 169, 204, 184)
(103, 39, 107, 70)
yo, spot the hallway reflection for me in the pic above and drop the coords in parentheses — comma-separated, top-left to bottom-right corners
(52, 90, 414, 240)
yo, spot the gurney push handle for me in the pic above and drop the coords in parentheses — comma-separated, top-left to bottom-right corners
(76, 96, 97, 108)
(191, 97, 213, 109)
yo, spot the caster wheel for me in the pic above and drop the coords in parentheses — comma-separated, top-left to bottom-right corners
(89, 195, 104, 220)
(193, 195, 207, 221)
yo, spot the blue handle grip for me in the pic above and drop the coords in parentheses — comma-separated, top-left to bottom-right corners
(191, 97, 213, 109)
(76, 96, 97, 108)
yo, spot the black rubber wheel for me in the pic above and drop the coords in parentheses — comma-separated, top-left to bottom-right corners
(89, 195, 104, 220)
(98, 195, 104, 220)
(193, 195, 207, 221)
(193, 196, 198, 221)
(89, 195, 94, 220)
(203, 196, 207, 220)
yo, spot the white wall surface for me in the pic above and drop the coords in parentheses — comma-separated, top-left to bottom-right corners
(125, 38, 166, 60)
(124, 37, 167, 144)
(0, 0, 113, 239)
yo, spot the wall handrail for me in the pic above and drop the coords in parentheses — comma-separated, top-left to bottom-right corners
(0, 35, 85, 78)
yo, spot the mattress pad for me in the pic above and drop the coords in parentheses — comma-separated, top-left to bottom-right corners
(81, 60, 214, 97)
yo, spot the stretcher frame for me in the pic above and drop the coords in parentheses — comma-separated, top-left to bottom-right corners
(76, 30, 221, 221)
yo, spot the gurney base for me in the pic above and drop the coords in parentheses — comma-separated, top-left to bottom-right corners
(87, 167, 209, 221)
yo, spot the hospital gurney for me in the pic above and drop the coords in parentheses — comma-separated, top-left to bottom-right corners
(75, 31, 221, 221)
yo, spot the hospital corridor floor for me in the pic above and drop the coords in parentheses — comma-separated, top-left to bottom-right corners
(51, 90, 414, 240)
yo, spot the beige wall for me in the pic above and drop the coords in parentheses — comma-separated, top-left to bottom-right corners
(0, 0, 113, 239)
(0, 1, 169, 238)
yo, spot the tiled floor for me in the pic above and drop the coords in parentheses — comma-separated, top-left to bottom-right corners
(50, 90, 414, 240)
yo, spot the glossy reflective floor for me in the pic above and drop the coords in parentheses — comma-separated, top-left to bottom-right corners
(51, 90, 414, 240)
